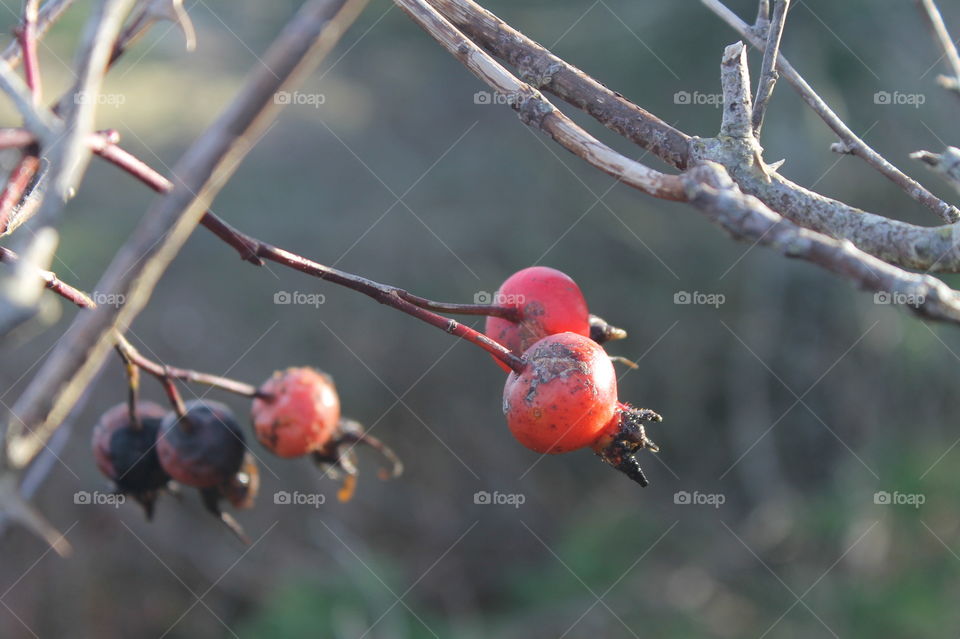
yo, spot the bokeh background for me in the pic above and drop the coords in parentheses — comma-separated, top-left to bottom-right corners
(2, 0, 960, 636)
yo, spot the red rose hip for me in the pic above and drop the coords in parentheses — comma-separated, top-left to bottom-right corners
(485, 266, 590, 371)
(503, 332, 617, 454)
(252, 367, 341, 458)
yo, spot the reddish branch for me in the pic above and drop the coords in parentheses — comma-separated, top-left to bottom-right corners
(18, 0, 43, 103)
(94, 141, 525, 370)
(113, 332, 268, 400)
(0, 246, 95, 308)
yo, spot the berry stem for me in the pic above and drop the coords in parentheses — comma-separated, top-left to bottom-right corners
(94, 139, 527, 373)
(114, 341, 142, 430)
(113, 332, 270, 400)
(396, 291, 521, 321)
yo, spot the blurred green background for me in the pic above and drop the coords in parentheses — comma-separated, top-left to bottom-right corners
(2, 0, 960, 636)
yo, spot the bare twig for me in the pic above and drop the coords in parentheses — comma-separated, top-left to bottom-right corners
(395, 0, 685, 199)
(0, 246, 95, 308)
(2, 0, 77, 67)
(0, 0, 136, 336)
(752, 0, 789, 135)
(702, 0, 960, 224)
(912, 147, 960, 197)
(19, 0, 43, 103)
(114, 332, 266, 398)
(4, 0, 372, 469)
(915, 0, 960, 97)
(721, 42, 754, 139)
(426, 0, 690, 169)
(685, 162, 960, 323)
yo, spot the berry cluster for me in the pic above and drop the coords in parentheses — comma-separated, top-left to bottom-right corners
(89, 265, 661, 541)
(92, 366, 399, 542)
(484, 267, 662, 485)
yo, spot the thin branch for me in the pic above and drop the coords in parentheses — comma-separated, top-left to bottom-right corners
(685, 162, 960, 324)
(915, 0, 960, 97)
(912, 146, 960, 197)
(752, 0, 789, 135)
(19, 0, 43, 103)
(0, 246, 95, 308)
(114, 332, 266, 398)
(395, 0, 685, 199)
(720, 42, 754, 139)
(426, 0, 690, 169)
(4, 0, 372, 470)
(93, 138, 521, 326)
(1, 0, 77, 67)
(702, 0, 960, 224)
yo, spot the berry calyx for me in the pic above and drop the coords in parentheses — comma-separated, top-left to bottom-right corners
(156, 400, 246, 488)
(252, 367, 341, 458)
(592, 403, 662, 487)
(485, 267, 591, 371)
(503, 332, 618, 454)
(91, 401, 170, 519)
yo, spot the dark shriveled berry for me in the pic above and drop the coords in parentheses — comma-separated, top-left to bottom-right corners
(156, 400, 246, 489)
(91, 401, 170, 519)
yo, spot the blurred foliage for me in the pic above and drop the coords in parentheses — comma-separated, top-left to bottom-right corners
(2, 0, 960, 636)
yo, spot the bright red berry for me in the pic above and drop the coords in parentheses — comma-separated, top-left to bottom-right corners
(91, 401, 170, 518)
(485, 266, 591, 371)
(156, 400, 246, 488)
(252, 367, 341, 458)
(502, 332, 618, 454)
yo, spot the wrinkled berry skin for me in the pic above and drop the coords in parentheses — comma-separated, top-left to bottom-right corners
(503, 333, 618, 454)
(157, 400, 246, 488)
(91, 402, 169, 494)
(252, 367, 341, 458)
(485, 267, 590, 371)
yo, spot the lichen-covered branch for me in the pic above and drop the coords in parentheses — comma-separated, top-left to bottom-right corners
(395, 0, 685, 200)
(702, 0, 960, 224)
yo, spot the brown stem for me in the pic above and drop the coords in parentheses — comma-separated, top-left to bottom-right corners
(19, 0, 42, 103)
(113, 332, 268, 400)
(93, 140, 526, 372)
(0, 152, 41, 235)
(0, 246, 95, 308)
